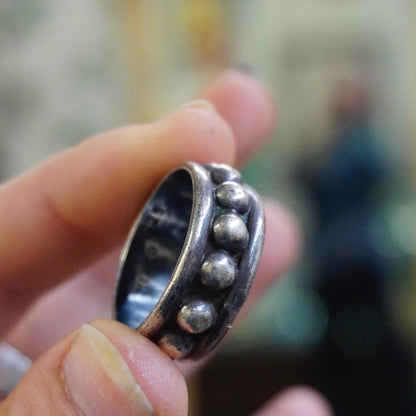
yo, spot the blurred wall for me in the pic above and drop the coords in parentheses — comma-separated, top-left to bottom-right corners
(1, 2, 416, 413)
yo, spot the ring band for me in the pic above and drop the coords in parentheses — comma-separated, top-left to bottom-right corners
(114, 162, 264, 359)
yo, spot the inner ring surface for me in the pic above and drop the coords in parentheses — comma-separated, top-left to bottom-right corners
(115, 169, 193, 329)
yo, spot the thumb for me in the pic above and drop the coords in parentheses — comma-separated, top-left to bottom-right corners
(1, 320, 187, 416)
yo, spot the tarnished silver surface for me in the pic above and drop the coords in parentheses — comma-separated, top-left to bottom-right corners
(114, 162, 265, 359)
(209, 163, 242, 184)
(212, 213, 249, 252)
(177, 300, 216, 334)
(215, 181, 250, 214)
(201, 252, 236, 290)
(0, 342, 31, 398)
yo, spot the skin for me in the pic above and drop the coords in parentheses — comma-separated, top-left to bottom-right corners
(0, 70, 332, 415)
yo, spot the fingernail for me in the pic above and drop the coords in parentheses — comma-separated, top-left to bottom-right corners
(180, 98, 217, 112)
(63, 324, 155, 416)
(230, 63, 256, 74)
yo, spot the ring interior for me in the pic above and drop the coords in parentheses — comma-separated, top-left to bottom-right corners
(116, 169, 193, 329)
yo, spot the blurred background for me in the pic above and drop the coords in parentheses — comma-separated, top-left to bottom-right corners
(1, 1, 416, 414)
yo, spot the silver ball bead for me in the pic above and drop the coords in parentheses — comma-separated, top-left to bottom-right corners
(212, 214, 249, 252)
(215, 181, 250, 214)
(201, 252, 236, 290)
(158, 332, 195, 359)
(208, 163, 242, 184)
(177, 300, 216, 334)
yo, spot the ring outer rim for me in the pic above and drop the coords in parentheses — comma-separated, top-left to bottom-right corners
(113, 161, 213, 339)
(188, 184, 265, 359)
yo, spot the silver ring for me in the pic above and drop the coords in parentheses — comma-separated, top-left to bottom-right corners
(113, 162, 265, 359)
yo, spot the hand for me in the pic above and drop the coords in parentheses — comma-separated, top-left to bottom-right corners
(0, 71, 331, 415)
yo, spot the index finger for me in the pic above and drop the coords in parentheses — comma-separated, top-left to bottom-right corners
(0, 71, 277, 335)
(0, 101, 235, 335)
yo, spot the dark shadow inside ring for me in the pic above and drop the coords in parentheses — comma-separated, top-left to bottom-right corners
(115, 169, 193, 329)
